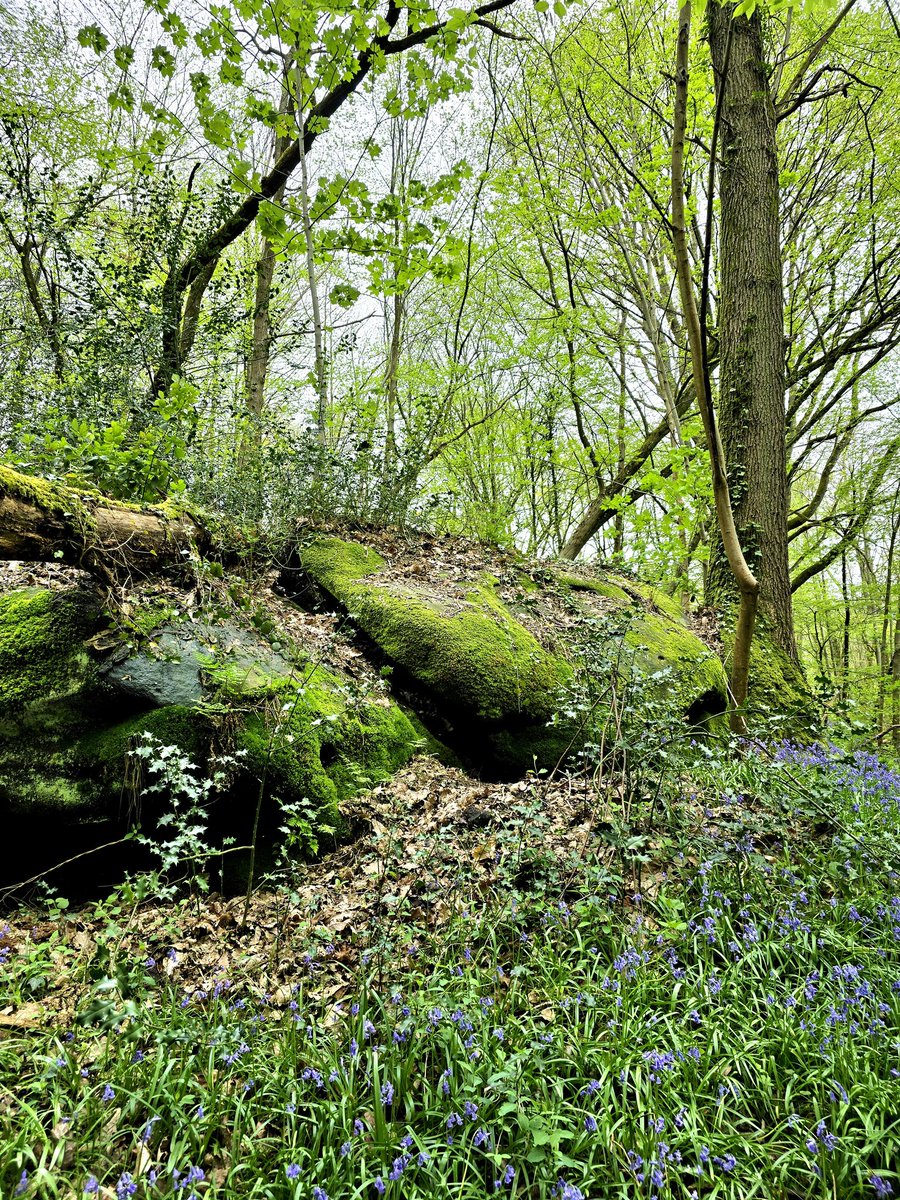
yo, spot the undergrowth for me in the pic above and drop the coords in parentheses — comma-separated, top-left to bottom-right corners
(2, 740, 899, 1199)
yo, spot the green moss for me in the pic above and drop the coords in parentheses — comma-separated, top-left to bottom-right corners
(556, 573, 632, 604)
(625, 610, 727, 707)
(300, 537, 387, 588)
(742, 630, 812, 721)
(626, 579, 687, 623)
(0, 464, 69, 512)
(77, 705, 212, 769)
(237, 679, 421, 831)
(301, 538, 573, 726)
(0, 588, 99, 711)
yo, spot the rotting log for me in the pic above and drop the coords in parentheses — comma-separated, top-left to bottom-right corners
(0, 465, 207, 576)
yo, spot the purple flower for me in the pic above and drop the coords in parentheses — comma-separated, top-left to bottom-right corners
(464, 1100, 479, 1121)
(312, 1189, 329, 1200)
(340, 1142, 351, 1158)
(102, 1085, 115, 1102)
(584, 1116, 598, 1133)
(373, 1178, 385, 1195)
(388, 1156, 410, 1181)
(553, 1180, 585, 1200)
(285, 1164, 301, 1180)
(14, 1171, 27, 1196)
(871, 1179, 894, 1198)
(116, 1174, 137, 1200)
(380, 1082, 394, 1106)
(84, 1179, 99, 1195)
(354, 1118, 364, 1136)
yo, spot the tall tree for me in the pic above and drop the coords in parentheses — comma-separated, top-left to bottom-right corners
(703, 0, 796, 662)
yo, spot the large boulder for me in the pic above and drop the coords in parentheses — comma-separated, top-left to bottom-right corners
(0, 585, 422, 889)
(293, 536, 727, 774)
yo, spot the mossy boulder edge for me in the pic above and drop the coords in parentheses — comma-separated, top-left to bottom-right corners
(297, 536, 728, 773)
(0, 584, 423, 889)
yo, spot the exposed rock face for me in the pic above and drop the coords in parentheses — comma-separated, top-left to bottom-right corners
(0, 585, 421, 889)
(0, 531, 728, 889)
(292, 536, 727, 774)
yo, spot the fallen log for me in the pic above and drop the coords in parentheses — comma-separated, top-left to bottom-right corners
(0, 465, 207, 575)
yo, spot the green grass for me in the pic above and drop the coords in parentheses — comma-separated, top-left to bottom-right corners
(2, 741, 899, 1199)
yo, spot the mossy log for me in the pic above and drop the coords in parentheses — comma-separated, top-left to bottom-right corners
(0, 466, 206, 575)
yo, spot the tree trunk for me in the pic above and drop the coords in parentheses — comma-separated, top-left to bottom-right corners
(0, 466, 205, 575)
(245, 85, 294, 437)
(671, 0, 759, 733)
(705, 1, 797, 661)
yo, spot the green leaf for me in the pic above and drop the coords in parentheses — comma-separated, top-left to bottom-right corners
(113, 45, 135, 70)
(329, 283, 361, 307)
(151, 45, 177, 77)
(77, 24, 109, 53)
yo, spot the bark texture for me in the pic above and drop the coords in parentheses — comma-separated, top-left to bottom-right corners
(0, 466, 205, 574)
(705, 2, 798, 661)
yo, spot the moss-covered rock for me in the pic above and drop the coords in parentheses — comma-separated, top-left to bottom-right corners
(233, 665, 422, 833)
(298, 538, 578, 773)
(300, 538, 573, 726)
(0, 587, 100, 711)
(297, 537, 726, 774)
(0, 577, 423, 888)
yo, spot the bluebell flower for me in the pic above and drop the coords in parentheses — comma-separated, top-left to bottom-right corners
(340, 1142, 351, 1158)
(14, 1171, 27, 1196)
(388, 1156, 410, 1181)
(464, 1100, 479, 1121)
(116, 1173, 137, 1199)
(312, 1188, 328, 1200)
(553, 1179, 584, 1200)
(285, 1164, 300, 1179)
(584, 1116, 598, 1133)
(373, 1178, 385, 1195)
(84, 1179, 99, 1195)
(380, 1082, 394, 1105)
(870, 1179, 893, 1198)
